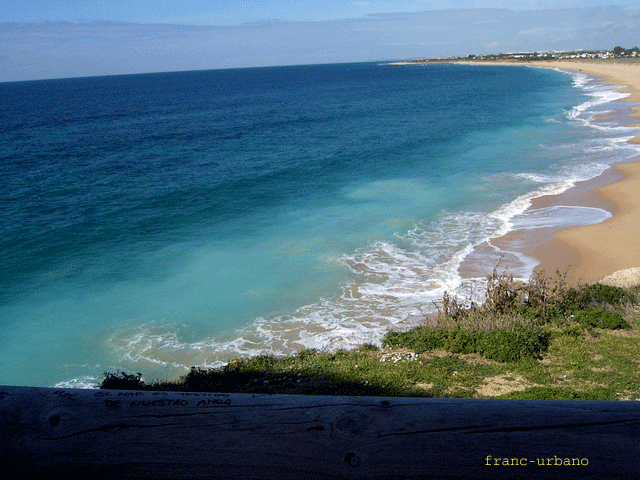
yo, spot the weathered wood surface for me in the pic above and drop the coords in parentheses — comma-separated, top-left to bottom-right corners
(1, 386, 639, 479)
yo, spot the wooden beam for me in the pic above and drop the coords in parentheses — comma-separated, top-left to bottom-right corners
(1, 386, 639, 478)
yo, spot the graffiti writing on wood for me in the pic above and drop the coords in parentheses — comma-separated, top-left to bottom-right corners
(127, 398, 232, 407)
(50, 389, 233, 407)
(196, 399, 232, 407)
(129, 399, 190, 407)
(94, 391, 230, 398)
(93, 391, 144, 397)
(53, 390, 78, 400)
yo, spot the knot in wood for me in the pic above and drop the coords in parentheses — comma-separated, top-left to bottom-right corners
(344, 452, 361, 467)
(49, 414, 61, 427)
(336, 410, 369, 434)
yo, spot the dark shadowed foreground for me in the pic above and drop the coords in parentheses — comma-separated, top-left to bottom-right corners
(1, 385, 639, 479)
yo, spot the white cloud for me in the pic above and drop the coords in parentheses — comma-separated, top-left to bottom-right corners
(1, 5, 639, 82)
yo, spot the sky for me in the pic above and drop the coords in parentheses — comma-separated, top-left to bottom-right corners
(1, 1, 639, 81)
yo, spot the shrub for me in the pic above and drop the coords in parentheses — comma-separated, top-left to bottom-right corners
(241, 354, 279, 371)
(101, 371, 145, 390)
(484, 268, 524, 315)
(443, 329, 476, 354)
(359, 343, 380, 352)
(438, 290, 471, 321)
(573, 308, 630, 330)
(182, 366, 218, 391)
(382, 324, 547, 362)
(296, 349, 320, 361)
(560, 324, 584, 337)
(474, 325, 548, 362)
(382, 326, 438, 352)
(583, 283, 635, 306)
(522, 268, 573, 322)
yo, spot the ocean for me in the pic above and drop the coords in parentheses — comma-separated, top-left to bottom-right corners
(1, 62, 639, 388)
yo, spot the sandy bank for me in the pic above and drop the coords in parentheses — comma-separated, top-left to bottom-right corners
(549, 160, 640, 283)
(525, 61, 640, 284)
(466, 60, 640, 285)
(397, 58, 640, 286)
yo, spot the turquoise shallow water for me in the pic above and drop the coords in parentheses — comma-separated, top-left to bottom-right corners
(1, 63, 639, 387)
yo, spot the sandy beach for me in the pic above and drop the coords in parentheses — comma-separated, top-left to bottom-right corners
(462, 60, 640, 285)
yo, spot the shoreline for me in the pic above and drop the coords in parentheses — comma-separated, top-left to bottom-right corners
(538, 160, 640, 283)
(456, 60, 640, 285)
(460, 60, 640, 142)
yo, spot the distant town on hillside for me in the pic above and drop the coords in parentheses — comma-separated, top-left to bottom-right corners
(467, 46, 640, 61)
(403, 46, 640, 64)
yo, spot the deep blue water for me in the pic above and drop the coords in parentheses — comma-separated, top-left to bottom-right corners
(1, 62, 639, 387)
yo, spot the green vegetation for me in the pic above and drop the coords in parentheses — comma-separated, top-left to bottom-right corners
(102, 371, 145, 390)
(613, 45, 640, 57)
(102, 267, 640, 400)
(382, 324, 547, 363)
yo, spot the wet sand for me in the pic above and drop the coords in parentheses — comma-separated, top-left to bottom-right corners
(458, 60, 640, 285)
(547, 160, 640, 283)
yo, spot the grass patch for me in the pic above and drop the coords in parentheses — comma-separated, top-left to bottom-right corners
(495, 386, 617, 401)
(572, 308, 630, 330)
(382, 324, 547, 362)
(102, 267, 640, 400)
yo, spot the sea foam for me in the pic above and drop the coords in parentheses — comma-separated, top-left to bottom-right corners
(2, 63, 640, 388)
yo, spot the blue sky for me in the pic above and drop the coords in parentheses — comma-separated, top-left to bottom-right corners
(1, 1, 633, 25)
(1, 1, 639, 81)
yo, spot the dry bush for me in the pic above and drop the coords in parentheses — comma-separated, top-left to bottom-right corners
(433, 264, 574, 331)
(436, 290, 470, 322)
(523, 267, 572, 321)
(484, 266, 525, 316)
